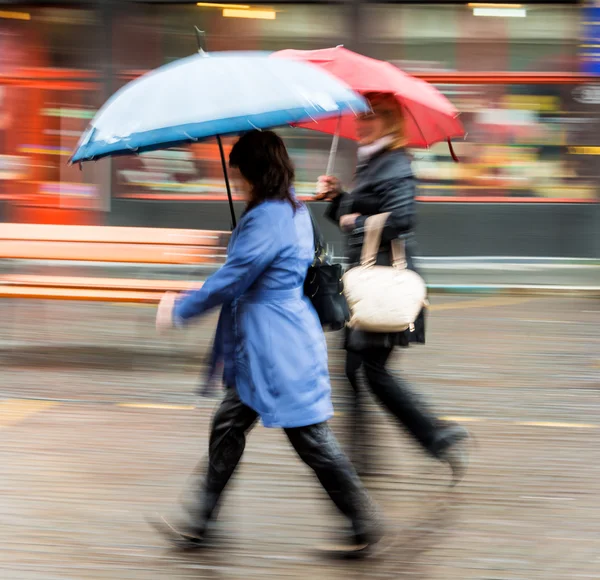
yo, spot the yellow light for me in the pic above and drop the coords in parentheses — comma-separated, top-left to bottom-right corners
(0, 11, 31, 20)
(568, 147, 600, 156)
(197, 2, 250, 8)
(468, 3, 523, 7)
(223, 8, 275, 19)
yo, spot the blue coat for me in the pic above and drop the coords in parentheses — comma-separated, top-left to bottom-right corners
(173, 200, 333, 428)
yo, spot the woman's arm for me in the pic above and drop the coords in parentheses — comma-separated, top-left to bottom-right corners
(173, 207, 280, 324)
(368, 175, 416, 243)
(324, 192, 352, 224)
(317, 175, 352, 225)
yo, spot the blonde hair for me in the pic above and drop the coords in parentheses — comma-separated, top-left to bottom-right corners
(365, 92, 407, 150)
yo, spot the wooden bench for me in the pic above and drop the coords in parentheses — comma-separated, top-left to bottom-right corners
(0, 224, 230, 303)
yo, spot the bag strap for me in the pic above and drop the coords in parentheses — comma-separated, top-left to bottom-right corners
(391, 238, 407, 269)
(360, 212, 407, 269)
(306, 204, 325, 263)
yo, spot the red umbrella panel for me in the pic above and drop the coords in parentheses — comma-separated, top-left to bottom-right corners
(272, 46, 465, 150)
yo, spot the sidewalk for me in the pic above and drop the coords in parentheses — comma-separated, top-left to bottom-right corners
(1, 295, 599, 579)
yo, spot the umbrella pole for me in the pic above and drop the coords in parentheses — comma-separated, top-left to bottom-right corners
(217, 135, 237, 230)
(326, 132, 340, 177)
(325, 114, 342, 176)
(194, 27, 207, 54)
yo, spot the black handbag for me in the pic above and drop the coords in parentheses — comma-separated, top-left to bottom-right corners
(304, 208, 349, 331)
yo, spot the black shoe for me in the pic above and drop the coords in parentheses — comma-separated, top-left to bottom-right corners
(436, 425, 470, 486)
(146, 514, 207, 551)
(319, 524, 386, 560)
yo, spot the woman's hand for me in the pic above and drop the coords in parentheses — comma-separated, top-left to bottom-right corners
(340, 213, 361, 233)
(156, 291, 178, 333)
(315, 175, 342, 201)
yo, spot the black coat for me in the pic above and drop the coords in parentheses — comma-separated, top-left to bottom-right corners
(326, 147, 426, 352)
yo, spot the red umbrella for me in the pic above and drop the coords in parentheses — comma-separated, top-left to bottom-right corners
(272, 46, 464, 157)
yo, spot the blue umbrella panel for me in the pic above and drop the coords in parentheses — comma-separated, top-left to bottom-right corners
(70, 51, 368, 227)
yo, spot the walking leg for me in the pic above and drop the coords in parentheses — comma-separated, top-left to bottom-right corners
(285, 422, 381, 551)
(362, 347, 469, 483)
(345, 350, 374, 475)
(154, 387, 259, 547)
(191, 387, 259, 529)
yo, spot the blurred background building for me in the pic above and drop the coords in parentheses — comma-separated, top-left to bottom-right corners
(0, 0, 598, 257)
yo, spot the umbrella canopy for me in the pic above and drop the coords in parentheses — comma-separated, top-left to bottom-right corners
(70, 51, 368, 164)
(272, 46, 465, 148)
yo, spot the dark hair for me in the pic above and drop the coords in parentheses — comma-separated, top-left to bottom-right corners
(229, 130, 299, 212)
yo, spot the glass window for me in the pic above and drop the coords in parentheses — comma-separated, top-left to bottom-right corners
(0, 7, 104, 215)
(3, 2, 595, 215)
(360, 4, 579, 73)
(356, 3, 597, 202)
(411, 83, 599, 202)
(112, 3, 354, 203)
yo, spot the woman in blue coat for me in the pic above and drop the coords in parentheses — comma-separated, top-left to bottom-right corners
(155, 130, 380, 554)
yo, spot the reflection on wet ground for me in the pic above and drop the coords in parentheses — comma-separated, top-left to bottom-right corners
(1, 296, 599, 579)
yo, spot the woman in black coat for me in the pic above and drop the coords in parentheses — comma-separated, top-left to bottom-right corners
(318, 92, 469, 484)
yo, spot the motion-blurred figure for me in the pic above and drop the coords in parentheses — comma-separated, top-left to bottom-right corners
(317, 93, 470, 482)
(154, 130, 382, 556)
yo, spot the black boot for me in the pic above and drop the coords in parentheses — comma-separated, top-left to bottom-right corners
(150, 487, 219, 551)
(321, 521, 386, 560)
(434, 423, 471, 486)
(147, 513, 208, 551)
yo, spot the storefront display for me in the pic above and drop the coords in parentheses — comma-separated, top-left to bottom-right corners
(0, 2, 597, 224)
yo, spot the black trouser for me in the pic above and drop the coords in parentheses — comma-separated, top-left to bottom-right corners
(191, 387, 377, 539)
(346, 347, 454, 469)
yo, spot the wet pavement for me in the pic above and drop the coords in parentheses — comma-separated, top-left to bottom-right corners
(1, 295, 599, 579)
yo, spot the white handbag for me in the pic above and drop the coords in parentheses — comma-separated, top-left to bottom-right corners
(342, 212, 427, 333)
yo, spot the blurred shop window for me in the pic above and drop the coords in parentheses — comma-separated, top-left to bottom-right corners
(31, 8, 102, 70)
(113, 4, 164, 72)
(155, 4, 350, 60)
(360, 4, 579, 73)
(0, 7, 105, 217)
(357, 4, 596, 202)
(112, 3, 354, 203)
(411, 83, 599, 202)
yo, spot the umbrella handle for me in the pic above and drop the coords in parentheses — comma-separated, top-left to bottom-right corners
(447, 138, 460, 163)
